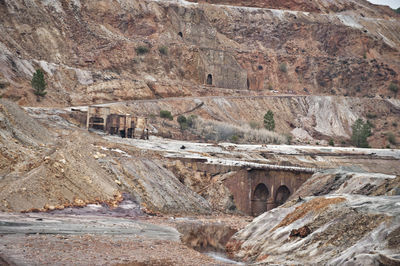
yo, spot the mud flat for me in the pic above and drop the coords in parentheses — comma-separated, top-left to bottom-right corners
(0, 202, 250, 265)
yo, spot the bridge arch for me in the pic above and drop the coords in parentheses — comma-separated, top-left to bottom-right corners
(251, 183, 269, 216)
(275, 185, 291, 207)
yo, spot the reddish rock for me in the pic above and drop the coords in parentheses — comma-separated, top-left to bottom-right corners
(290, 225, 311, 238)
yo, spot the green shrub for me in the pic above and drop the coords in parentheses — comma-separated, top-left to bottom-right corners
(395, 7, 400, 14)
(249, 121, 259, 129)
(351, 118, 371, 148)
(158, 46, 168, 55)
(160, 110, 173, 120)
(392, 122, 398, 127)
(186, 115, 196, 128)
(329, 139, 334, 146)
(136, 46, 150, 55)
(389, 83, 398, 94)
(387, 132, 396, 145)
(263, 110, 275, 131)
(177, 115, 188, 130)
(0, 81, 9, 89)
(286, 134, 293, 145)
(366, 113, 377, 119)
(230, 135, 239, 143)
(279, 63, 287, 73)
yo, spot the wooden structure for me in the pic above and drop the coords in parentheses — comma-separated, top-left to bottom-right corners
(86, 106, 110, 131)
(86, 106, 142, 139)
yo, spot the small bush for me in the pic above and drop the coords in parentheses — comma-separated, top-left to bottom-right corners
(279, 63, 287, 73)
(177, 115, 188, 130)
(186, 115, 196, 128)
(249, 121, 260, 129)
(158, 46, 168, 55)
(136, 46, 150, 55)
(0, 81, 9, 89)
(329, 139, 334, 146)
(387, 132, 396, 145)
(160, 110, 173, 120)
(389, 83, 398, 94)
(230, 135, 239, 143)
(392, 122, 398, 127)
(366, 113, 377, 119)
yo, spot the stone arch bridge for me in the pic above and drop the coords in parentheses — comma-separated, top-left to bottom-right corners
(223, 167, 315, 216)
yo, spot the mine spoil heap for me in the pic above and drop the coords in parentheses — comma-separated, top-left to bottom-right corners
(0, 0, 400, 265)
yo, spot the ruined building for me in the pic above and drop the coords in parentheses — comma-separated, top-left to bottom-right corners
(86, 106, 148, 139)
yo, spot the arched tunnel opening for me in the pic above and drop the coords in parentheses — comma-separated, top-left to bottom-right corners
(251, 183, 269, 216)
(206, 74, 213, 85)
(275, 185, 291, 207)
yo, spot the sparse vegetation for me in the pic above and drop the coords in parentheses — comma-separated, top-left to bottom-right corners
(249, 121, 260, 129)
(366, 113, 377, 119)
(329, 139, 334, 146)
(392, 122, 397, 127)
(386, 132, 396, 145)
(160, 110, 173, 120)
(31, 69, 47, 100)
(263, 110, 275, 131)
(279, 63, 287, 73)
(177, 115, 188, 130)
(158, 46, 168, 55)
(351, 118, 371, 148)
(388, 82, 398, 94)
(135, 46, 150, 55)
(230, 135, 239, 143)
(186, 115, 196, 128)
(190, 118, 287, 144)
(0, 80, 9, 89)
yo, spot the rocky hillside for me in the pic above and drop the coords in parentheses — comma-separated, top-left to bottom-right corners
(0, 0, 399, 106)
(227, 168, 400, 265)
(0, 99, 211, 214)
(96, 95, 400, 148)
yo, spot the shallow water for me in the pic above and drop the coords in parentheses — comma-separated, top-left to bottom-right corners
(205, 251, 244, 265)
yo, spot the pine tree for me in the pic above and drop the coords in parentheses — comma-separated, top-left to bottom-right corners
(31, 69, 47, 100)
(263, 110, 275, 131)
(351, 118, 371, 148)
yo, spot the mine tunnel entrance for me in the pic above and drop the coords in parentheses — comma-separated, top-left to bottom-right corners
(275, 185, 291, 207)
(89, 117, 104, 130)
(206, 74, 213, 85)
(252, 183, 269, 216)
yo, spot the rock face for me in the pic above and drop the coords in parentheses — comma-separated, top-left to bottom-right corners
(0, 0, 399, 105)
(227, 168, 400, 265)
